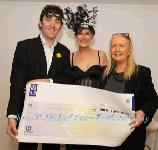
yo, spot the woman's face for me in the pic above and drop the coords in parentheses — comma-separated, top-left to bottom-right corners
(110, 36, 130, 64)
(76, 28, 93, 48)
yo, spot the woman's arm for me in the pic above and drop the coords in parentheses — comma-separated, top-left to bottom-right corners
(99, 50, 108, 66)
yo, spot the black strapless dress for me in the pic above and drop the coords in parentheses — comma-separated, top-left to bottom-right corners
(70, 65, 105, 88)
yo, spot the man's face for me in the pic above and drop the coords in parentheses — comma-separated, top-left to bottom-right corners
(40, 15, 62, 41)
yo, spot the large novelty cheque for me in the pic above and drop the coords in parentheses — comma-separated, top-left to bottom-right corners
(18, 82, 135, 147)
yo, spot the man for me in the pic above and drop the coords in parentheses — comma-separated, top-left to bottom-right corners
(6, 5, 71, 150)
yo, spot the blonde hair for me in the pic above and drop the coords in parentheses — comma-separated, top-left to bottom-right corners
(103, 33, 138, 80)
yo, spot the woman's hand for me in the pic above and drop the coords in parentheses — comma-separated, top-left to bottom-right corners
(26, 79, 51, 85)
(130, 110, 145, 129)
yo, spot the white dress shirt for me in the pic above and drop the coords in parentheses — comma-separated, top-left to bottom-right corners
(40, 34, 57, 73)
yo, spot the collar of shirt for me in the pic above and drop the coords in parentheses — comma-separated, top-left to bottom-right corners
(40, 34, 57, 53)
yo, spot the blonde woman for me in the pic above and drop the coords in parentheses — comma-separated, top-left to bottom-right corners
(102, 33, 158, 150)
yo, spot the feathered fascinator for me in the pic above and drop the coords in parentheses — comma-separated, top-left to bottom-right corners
(64, 4, 98, 34)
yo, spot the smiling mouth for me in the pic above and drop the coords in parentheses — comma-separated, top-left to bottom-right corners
(49, 30, 55, 33)
(48, 28, 56, 32)
(80, 40, 89, 43)
(114, 54, 122, 57)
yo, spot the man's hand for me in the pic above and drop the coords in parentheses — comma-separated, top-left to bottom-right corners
(6, 118, 18, 141)
(130, 110, 145, 129)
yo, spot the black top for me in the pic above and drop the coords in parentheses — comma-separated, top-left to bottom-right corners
(104, 69, 125, 93)
(70, 51, 105, 88)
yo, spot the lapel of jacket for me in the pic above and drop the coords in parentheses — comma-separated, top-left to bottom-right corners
(48, 42, 62, 76)
(124, 75, 137, 93)
(36, 36, 47, 76)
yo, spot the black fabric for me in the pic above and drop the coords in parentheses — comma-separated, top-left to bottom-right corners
(102, 65, 158, 150)
(18, 143, 60, 150)
(70, 65, 105, 88)
(70, 51, 105, 88)
(18, 142, 38, 150)
(66, 144, 102, 150)
(104, 69, 125, 93)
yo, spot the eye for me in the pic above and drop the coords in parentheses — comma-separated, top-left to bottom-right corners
(55, 20, 61, 24)
(111, 44, 116, 48)
(120, 44, 125, 47)
(78, 32, 82, 35)
(85, 32, 90, 36)
(45, 18, 51, 22)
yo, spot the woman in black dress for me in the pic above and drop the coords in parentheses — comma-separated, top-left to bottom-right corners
(64, 4, 108, 150)
(102, 33, 158, 150)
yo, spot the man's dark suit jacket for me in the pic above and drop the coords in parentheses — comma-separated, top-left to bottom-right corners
(7, 36, 71, 117)
(102, 65, 158, 150)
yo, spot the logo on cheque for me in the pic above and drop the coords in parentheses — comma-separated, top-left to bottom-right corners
(29, 84, 38, 96)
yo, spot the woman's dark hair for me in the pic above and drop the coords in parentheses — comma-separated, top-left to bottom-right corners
(75, 26, 95, 36)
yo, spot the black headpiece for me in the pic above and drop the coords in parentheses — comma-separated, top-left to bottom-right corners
(64, 4, 98, 34)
